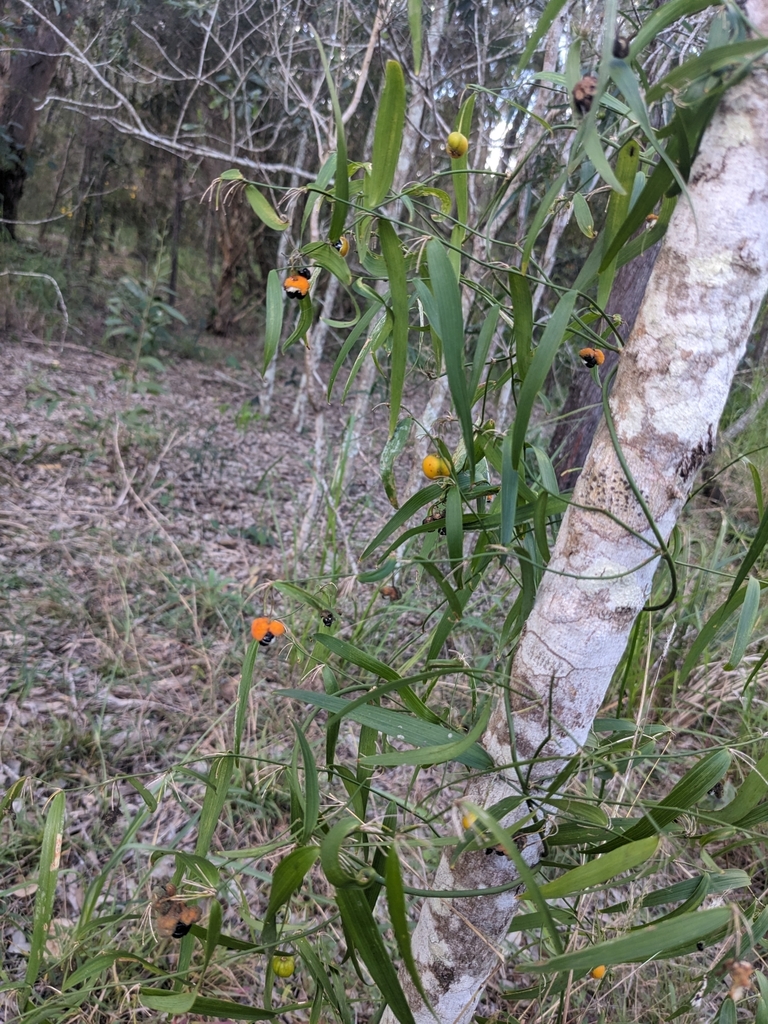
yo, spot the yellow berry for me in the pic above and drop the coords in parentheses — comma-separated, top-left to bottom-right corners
(272, 954, 296, 978)
(422, 454, 451, 479)
(590, 965, 606, 980)
(446, 131, 469, 159)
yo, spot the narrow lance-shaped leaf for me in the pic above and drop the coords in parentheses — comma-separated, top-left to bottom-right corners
(365, 61, 407, 209)
(724, 576, 762, 670)
(312, 28, 348, 240)
(408, 0, 422, 74)
(293, 723, 320, 844)
(452, 93, 476, 232)
(597, 137, 641, 308)
(427, 239, 474, 478)
(336, 887, 416, 1024)
(380, 418, 413, 507)
(23, 791, 65, 1002)
(469, 305, 499, 401)
(244, 184, 289, 232)
(510, 272, 533, 383)
(527, 907, 732, 975)
(278, 690, 493, 770)
(263, 270, 284, 374)
(282, 295, 314, 352)
(379, 220, 410, 436)
(386, 847, 432, 1008)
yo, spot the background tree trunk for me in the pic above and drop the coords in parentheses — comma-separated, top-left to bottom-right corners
(387, 25, 768, 1024)
(0, 1, 79, 236)
(550, 240, 662, 489)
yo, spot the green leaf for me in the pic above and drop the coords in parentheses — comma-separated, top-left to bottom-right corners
(328, 302, 379, 399)
(510, 272, 533, 383)
(336, 887, 416, 1024)
(379, 220, 410, 435)
(452, 94, 475, 230)
(408, 0, 422, 74)
(263, 270, 284, 373)
(23, 791, 65, 1000)
(572, 192, 595, 238)
(273, 581, 326, 612)
(711, 752, 768, 825)
(141, 990, 286, 1019)
(312, 634, 401, 681)
(593, 749, 731, 853)
(427, 239, 474, 478)
(515, 0, 571, 74)
(609, 60, 689, 200)
(244, 185, 289, 232)
(301, 241, 352, 287)
(362, 699, 492, 769)
(293, 724, 320, 844)
(127, 776, 158, 812)
(603, 868, 750, 914)
(500, 431, 518, 548)
(728, 505, 768, 598)
(597, 138, 641, 307)
(358, 560, 398, 583)
(629, 0, 720, 57)
(742, 457, 765, 519)
(203, 899, 223, 971)
(445, 484, 463, 589)
(724, 576, 762, 670)
(678, 585, 748, 686)
(520, 837, 658, 900)
(360, 483, 443, 558)
(312, 29, 348, 240)
(63, 951, 160, 991)
(386, 847, 431, 1008)
(402, 184, 451, 221)
(511, 290, 578, 467)
(277, 691, 493, 770)
(380, 418, 413, 507)
(196, 756, 235, 856)
(235, 641, 259, 757)
(365, 61, 406, 209)
(220, 168, 244, 181)
(282, 295, 314, 352)
(264, 846, 319, 929)
(469, 305, 500, 402)
(527, 907, 732, 974)
(646, 39, 768, 103)
(302, 154, 337, 235)
(581, 123, 624, 194)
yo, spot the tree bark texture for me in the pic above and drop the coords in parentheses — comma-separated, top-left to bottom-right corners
(389, 32, 768, 1024)
(0, 2, 79, 235)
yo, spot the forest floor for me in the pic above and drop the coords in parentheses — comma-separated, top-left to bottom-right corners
(0, 330, 397, 770)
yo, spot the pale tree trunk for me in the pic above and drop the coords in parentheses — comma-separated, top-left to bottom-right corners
(386, 14, 768, 1023)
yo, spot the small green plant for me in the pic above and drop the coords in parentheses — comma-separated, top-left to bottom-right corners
(104, 238, 187, 382)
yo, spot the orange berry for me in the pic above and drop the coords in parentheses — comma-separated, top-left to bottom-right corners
(590, 965, 606, 980)
(422, 454, 451, 479)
